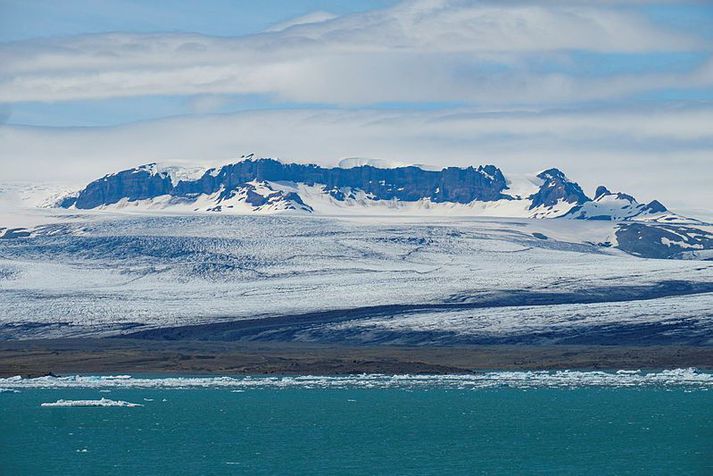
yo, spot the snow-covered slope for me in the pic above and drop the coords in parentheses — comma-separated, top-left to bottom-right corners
(1, 213, 711, 342)
(566, 186, 689, 223)
(86, 180, 313, 215)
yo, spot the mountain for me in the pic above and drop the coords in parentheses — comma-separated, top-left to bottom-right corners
(566, 185, 673, 221)
(1, 160, 712, 343)
(55, 156, 683, 222)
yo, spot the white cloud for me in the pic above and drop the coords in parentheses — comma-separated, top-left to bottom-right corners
(1, 105, 712, 212)
(0, 0, 707, 104)
(265, 11, 339, 32)
(186, 95, 229, 114)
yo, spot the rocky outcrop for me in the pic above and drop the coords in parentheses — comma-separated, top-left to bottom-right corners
(72, 164, 173, 209)
(567, 186, 672, 221)
(616, 223, 713, 259)
(594, 185, 610, 200)
(643, 200, 667, 214)
(174, 159, 509, 204)
(58, 157, 677, 222)
(61, 158, 510, 210)
(529, 168, 589, 210)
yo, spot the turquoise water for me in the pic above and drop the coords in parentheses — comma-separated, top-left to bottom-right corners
(1, 381, 712, 474)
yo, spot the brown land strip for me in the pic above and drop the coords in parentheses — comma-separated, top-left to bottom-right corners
(1, 339, 712, 377)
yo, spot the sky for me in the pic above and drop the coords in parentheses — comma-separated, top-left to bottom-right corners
(0, 0, 712, 214)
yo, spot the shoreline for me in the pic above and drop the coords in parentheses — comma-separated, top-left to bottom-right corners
(1, 339, 713, 377)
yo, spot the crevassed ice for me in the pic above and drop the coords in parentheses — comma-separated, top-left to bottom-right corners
(2, 369, 712, 390)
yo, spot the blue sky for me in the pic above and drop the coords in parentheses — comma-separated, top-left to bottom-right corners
(0, 0, 396, 41)
(0, 0, 712, 213)
(0, 0, 398, 125)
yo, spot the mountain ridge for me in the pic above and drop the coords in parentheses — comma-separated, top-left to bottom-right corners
(56, 156, 685, 223)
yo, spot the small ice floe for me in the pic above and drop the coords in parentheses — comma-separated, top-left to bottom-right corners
(0, 388, 20, 393)
(143, 398, 154, 401)
(41, 397, 143, 408)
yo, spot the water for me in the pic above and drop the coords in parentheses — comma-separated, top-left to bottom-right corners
(1, 375, 712, 475)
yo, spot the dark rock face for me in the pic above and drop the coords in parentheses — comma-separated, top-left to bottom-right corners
(177, 159, 509, 203)
(58, 159, 671, 222)
(241, 184, 312, 211)
(62, 159, 510, 209)
(594, 186, 610, 200)
(600, 189, 637, 203)
(529, 168, 589, 210)
(594, 186, 636, 204)
(643, 200, 667, 214)
(566, 185, 673, 221)
(616, 223, 712, 259)
(72, 165, 173, 209)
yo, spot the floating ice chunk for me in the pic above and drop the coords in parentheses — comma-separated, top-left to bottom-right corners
(2, 369, 711, 392)
(40, 397, 143, 407)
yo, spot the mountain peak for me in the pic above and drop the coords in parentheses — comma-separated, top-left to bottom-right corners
(529, 167, 589, 211)
(644, 200, 667, 213)
(594, 185, 611, 200)
(593, 187, 637, 204)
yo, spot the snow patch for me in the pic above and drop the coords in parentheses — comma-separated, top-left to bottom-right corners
(338, 158, 436, 170)
(156, 165, 207, 186)
(661, 237, 704, 249)
(504, 174, 542, 199)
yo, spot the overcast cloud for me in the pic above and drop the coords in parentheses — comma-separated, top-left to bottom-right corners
(0, 0, 709, 104)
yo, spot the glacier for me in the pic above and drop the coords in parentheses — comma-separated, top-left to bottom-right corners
(0, 211, 711, 343)
(0, 157, 711, 344)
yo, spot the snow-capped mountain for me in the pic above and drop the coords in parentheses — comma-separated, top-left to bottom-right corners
(2, 155, 704, 261)
(1, 159, 712, 342)
(566, 186, 676, 222)
(54, 156, 683, 222)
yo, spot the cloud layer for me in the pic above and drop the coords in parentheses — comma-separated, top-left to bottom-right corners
(1, 0, 710, 104)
